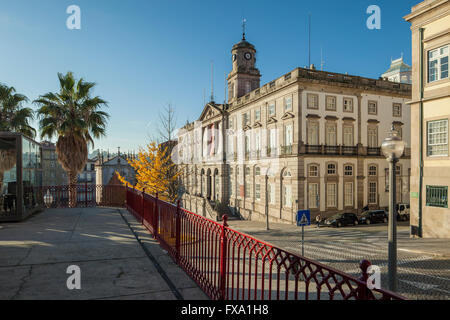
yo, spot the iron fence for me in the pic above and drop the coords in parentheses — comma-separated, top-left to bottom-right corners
(125, 187, 405, 301)
(35, 184, 126, 208)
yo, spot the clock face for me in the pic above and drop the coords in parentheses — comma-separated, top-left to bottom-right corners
(232, 54, 237, 62)
(244, 52, 252, 60)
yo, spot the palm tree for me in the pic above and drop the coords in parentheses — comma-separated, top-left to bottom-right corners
(0, 83, 35, 189)
(35, 72, 109, 207)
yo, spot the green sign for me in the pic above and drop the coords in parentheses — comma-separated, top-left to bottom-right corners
(411, 192, 419, 199)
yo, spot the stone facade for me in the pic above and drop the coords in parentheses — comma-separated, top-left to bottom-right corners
(177, 36, 412, 224)
(405, 0, 450, 238)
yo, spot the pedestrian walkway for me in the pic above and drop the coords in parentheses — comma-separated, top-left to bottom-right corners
(0, 207, 208, 300)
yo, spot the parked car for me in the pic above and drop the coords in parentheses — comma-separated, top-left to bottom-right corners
(396, 203, 410, 221)
(359, 210, 388, 225)
(324, 213, 359, 227)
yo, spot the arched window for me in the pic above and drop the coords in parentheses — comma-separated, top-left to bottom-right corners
(344, 165, 353, 176)
(368, 165, 377, 176)
(309, 164, 319, 177)
(327, 163, 336, 175)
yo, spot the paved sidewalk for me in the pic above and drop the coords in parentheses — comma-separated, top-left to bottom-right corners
(0, 207, 208, 300)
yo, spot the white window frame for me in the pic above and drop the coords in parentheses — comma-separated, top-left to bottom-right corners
(368, 101, 377, 115)
(369, 182, 377, 204)
(343, 97, 354, 112)
(326, 95, 336, 111)
(344, 182, 353, 207)
(427, 119, 448, 156)
(284, 96, 293, 112)
(309, 183, 319, 209)
(326, 183, 337, 208)
(428, 45, 449, 83)
(307, 93, 319, 109)
(268, 103, 276, 117)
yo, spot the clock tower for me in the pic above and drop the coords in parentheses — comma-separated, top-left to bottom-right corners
(227, 33, 261, 102)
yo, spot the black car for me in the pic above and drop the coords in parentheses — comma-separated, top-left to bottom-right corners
(324, 213, 359, 227)
(359, 210, 388, 225)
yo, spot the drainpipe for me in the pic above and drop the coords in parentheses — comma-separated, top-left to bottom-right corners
(418, 28, 424, 238)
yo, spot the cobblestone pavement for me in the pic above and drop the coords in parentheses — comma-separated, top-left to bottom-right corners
(227, 220, 450, 300)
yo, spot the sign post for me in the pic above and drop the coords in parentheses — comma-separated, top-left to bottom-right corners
(296, 210, 311, 257)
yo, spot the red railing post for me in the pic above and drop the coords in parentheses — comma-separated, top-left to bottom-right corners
(154, 193, 159, 239)
(141, 188, 146, 224)
(357, 259, 371, 300)
(175, 200, 181, 263)
(219, 214, 228, 300)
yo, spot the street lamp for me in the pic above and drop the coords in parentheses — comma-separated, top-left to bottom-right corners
(44, 190, 54, 208)
(381, 125, 405, 292)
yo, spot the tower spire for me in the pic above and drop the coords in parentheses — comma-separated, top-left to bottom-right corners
(242, 18, 247, 40)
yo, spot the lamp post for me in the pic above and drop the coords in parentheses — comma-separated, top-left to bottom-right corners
(381, 125, 405, 292)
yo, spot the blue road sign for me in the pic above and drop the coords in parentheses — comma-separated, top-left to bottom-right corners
(297, 210, 311, 227)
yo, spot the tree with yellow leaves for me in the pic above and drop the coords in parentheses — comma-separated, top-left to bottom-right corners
(117, 141, 181, 203)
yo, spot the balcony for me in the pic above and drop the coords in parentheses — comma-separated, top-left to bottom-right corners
(324, 145, 339, 155)
(281, 145, 293, 156)
(367, 147, 381, 156)
(342, 146, 358, 155)
(304, 145, 322, 154)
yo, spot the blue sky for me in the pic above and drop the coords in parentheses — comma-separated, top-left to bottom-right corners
(0, 0, 418, 153)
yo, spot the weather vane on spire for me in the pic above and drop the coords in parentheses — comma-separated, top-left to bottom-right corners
(242, 18, 247, 40)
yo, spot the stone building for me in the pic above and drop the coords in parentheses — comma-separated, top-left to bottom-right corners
(405, 0, 450, 238)
(95, 152, 136, 187)
(382, 56, 412, 84)
(41, 141, 66, 186)
(177, 34, 412, 224)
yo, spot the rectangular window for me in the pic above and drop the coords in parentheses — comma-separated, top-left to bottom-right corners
(255, 184, 261, 200)
(427, 119, 448, 156)
(255, 130, 261, 152)
(268, 103, 276, 117)
(426, 186, 448, 208)
(284, 96, 292, 112)
(307, 122, 319, 145)
(326, 123, 337, 146)
(368, 101, 377, 115)
(326, 183, 337, 208)
(245, 182, 250, 198)
(343, 125, 354, 146)
(428, 45, 449, 83)
(283, 185, 292, 208)
(369, 182, 377, 204)
(393, 103, 402, 117)
(344, 182, 353, 207)
(343, 98, 354, 112)
(368, 127, 378, 148)
(326, 96, 336, 111)
(255, 109, 261, 122)
(307, 94, 319, 109)
(309, 183, 319, 209)
(284, 124, 293, 147)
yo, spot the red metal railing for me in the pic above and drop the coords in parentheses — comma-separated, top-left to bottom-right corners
(126, 187, 405, 300)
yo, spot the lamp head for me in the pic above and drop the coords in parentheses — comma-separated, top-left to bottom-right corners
(381, 125, 405, 160)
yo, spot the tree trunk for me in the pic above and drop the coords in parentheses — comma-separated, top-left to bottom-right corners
(68, 171, 78, 208)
